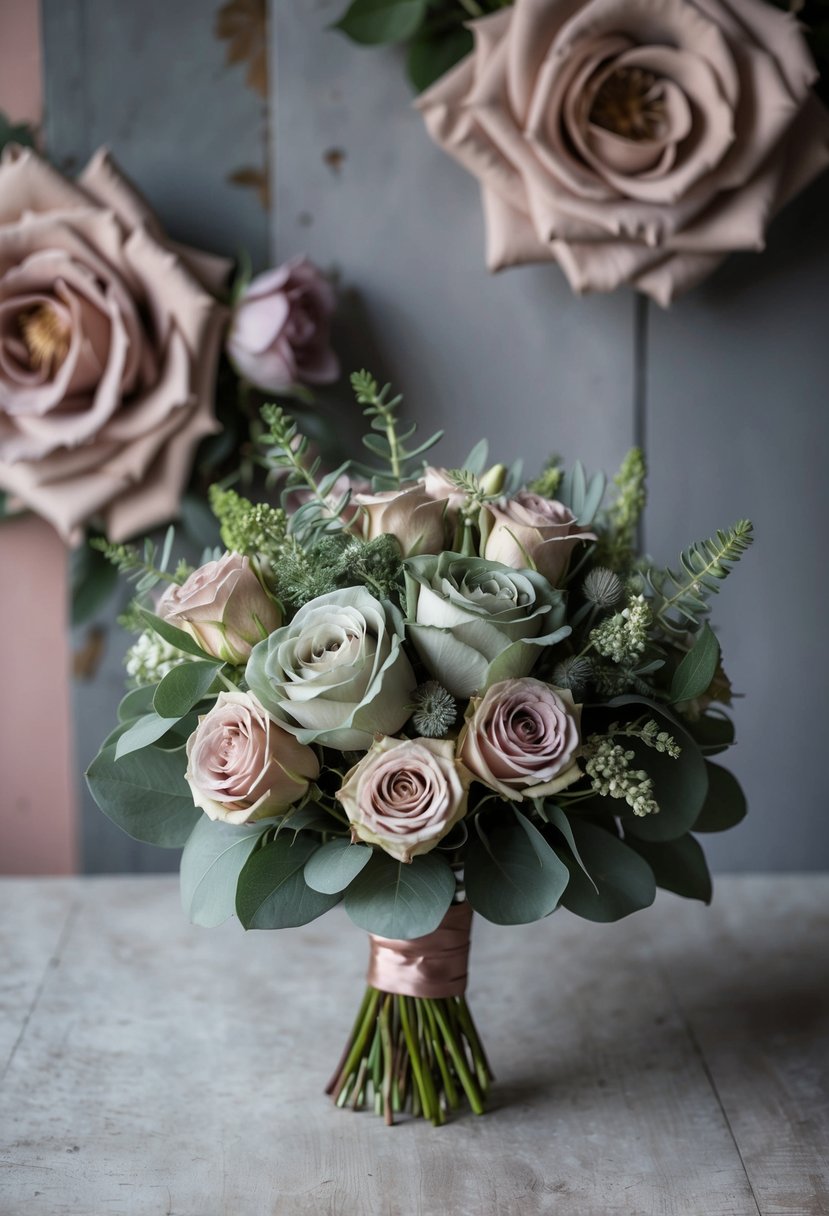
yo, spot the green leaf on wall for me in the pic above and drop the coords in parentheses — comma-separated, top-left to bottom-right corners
(334, 0, 428, 45)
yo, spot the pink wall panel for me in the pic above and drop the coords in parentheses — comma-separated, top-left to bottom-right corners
(0, 1, 78, 874)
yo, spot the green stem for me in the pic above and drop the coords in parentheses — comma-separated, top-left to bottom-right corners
(325, 986, 372, 1094)
(331, 988, 380, 1102)
(423, 999, 459, 1109)
(399, 995, 433, 1123)
(429, 999, 485, 1116)
(379, 995, 394, 1126)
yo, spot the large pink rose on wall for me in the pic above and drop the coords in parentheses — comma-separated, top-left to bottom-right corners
(417, 0, 829, 304)
(0, 146, 229, 543)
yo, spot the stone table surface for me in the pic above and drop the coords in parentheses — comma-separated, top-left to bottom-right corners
(0, 875, 827, 1216)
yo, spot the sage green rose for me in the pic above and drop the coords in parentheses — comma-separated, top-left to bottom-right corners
(403, 553, 570, 699)
(245, 587, 415, 750)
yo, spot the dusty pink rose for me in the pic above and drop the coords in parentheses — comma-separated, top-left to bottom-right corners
(354, 482, 453, 556)
(336, 735, 469, 862)
(417, 0, 829, 304)
(459, 678, 581, 800)
(227, 257, 339, 393)
(185, 691, 319, 824)
(158, 552, 281, 664)
(0, 145, 229, 543)
(483, 491, 594, 585)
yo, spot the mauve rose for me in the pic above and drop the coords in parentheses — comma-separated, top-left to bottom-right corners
(157, 552, 281, 665)
(0, 145, 229, 543)
(336, 735, 469, 862)
(226, 257, 339, 393)
(185, 691, 319, 824)
(459, 677, 582, 800)
(483, 491, 594, 585)
(354, 482, 453, 556)
(416, 0, 829, 304)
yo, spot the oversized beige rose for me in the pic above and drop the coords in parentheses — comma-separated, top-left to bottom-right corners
(458, 677, 581, 800)
(185, 691, 320, 825)
(416, 0, 829, 304)
(482, 491, 594, 585)
(157, 552, 281, 665)
(0, 145, 229, 542)
(336, 735, 470, 862)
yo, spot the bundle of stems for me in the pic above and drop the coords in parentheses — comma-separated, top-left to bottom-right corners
(326, 987, 493, 1125)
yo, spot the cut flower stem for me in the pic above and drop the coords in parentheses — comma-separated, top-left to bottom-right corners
(326, 986, 492, 1125)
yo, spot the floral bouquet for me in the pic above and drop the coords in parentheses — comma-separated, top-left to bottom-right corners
(88, 372, 752, 1125)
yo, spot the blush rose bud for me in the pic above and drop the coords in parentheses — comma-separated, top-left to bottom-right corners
(226, 256, 339, 394)
(157, 552, 281, 665)
(185, 691, 319, 824)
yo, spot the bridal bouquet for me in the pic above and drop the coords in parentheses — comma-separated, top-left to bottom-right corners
(88, 372, 752, 1124)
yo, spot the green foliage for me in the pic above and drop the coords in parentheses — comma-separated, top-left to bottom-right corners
(407, 24, 472, 90)
(464, 809, 570, 925)
(694, 762, 747, 832)
(0, 112, 36, 153)
(90, 525, 194, 599)
(209, 485, 289, 568)
(113, 711, 188, 759)
(528, 453, 563, 499)
(180, 818, 266, 927)
(351, 370, 442, 489)
(557, 460, 606, 527)
(86, 744, 200, 847)
(274, 532, 405, 611)
(236, 833, 342, 929)
(557, 820, 656, 922)
(304, 839, 373, 894)
(594, 448, 647, 572)
(343, 849, 456, 939)
(334, 0, 428, 44)
(686, 710, 735, 756)
(628, 834, 712, 904)
(258, 404, 353, 542)
(139, 609, 213, 659)
(644, 520, 754, 637)
(153, 659, 222, 720)
(71, 539, 119, 625)
(670, 622, 720, 703)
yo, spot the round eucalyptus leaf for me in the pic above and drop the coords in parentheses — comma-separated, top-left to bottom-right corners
(304, 839, 373, 894)
(86, 744, 200, 848)
(464, 809, 569, 926)
(180, 818, 266, 927)
(236, 834, 341, 930)
(344, 850, 455, 940)
(558, 820, 656, 922)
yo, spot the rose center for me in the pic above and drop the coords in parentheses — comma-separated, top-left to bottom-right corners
(18, 304, 71, 373)
(589, 67, 666, 141)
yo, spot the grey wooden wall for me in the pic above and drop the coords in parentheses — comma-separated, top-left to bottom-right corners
(43, 0, 829, 871)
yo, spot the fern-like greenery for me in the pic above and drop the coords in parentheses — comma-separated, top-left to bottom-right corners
(351, 370, 443, 490)
(645, 520, 754, 636)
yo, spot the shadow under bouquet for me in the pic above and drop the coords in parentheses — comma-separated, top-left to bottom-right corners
(88, 371, 753, 1125)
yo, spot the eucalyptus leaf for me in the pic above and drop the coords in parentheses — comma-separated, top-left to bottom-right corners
(334, 0, 427, 45)
(670, 623, 720, 703)
(627, 834, 712, 904)
(545, 803, 598, 893)
(118, 685, 157, 723)
(304, 839, 373, 895)
(558, 820, 656, 922)
(274, 803, 342, 837)
(139, 609, 212, 659)
(86, 744, 199, 847)
(153, 659, 221, 719)
(464, 809, 569, 925)
(686, 710, 735, 756)
(344, 850, 455, 939)
(407, 25, 472, 90)
(114, 712, 183, 760)
(693, 762, 747, 832)
(236, 834, 341, 929)
(460, 438, 489, 477)
(181, 818, 265, 927)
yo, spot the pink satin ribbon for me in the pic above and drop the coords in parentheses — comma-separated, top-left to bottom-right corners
(367, 902, 472, 998)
